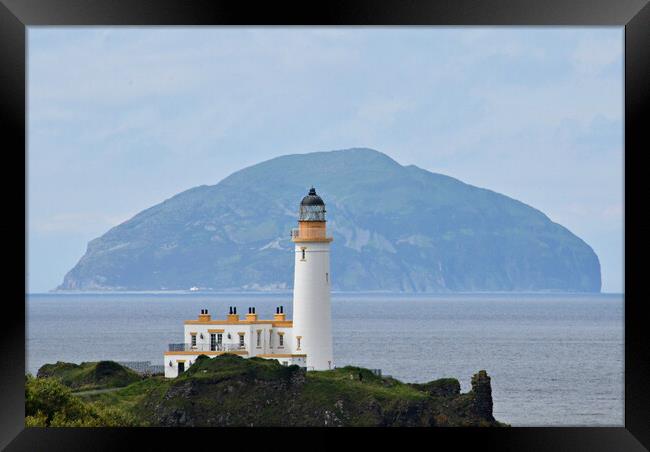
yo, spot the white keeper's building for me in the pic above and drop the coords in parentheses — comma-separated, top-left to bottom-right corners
(164, 187, 334, 378)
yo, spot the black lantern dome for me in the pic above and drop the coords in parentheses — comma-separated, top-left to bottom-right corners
(299, 187, 326, 221)
(300, 187, 325, 206)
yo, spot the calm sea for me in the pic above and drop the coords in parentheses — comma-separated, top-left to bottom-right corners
(26, 292, 623, 426)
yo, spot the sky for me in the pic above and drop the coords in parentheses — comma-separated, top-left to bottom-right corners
(27, 27, 624, 293)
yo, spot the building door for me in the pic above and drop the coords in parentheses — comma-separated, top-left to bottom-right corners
(217, 333, 223, 349)
(210, 334, 216, 351)
(178, 362, 185, 373)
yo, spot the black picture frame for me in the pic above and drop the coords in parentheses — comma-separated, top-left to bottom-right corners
(2, 0, 647, 449)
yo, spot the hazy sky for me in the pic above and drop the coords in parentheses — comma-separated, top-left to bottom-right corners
(27, 27, 624, 293)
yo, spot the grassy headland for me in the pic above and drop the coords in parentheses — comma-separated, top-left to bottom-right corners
(27, 354, 507, 427)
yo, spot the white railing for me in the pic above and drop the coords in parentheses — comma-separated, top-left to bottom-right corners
(168, 343, 243, 352)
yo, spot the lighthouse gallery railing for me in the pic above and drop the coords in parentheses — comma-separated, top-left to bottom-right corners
(290, 227, 332, 241)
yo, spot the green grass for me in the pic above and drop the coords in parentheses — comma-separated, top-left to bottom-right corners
(410, 377, 461, 397)
(301, 366, 428, 407)
(179, 353, 301, 383)
(37, 361, 142, 391)
(82, 376, 170, 424)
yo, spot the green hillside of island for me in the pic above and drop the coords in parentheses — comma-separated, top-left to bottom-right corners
(59, 148, 600, 293)
(27, 355, 506, 427)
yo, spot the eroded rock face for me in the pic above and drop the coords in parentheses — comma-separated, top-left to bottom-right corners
(138, 355, 505, 427)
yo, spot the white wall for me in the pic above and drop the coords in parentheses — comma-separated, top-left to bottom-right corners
(163, 353, 201, 378)
(182, 321, 298, 354)
(292, 240, 334, 370)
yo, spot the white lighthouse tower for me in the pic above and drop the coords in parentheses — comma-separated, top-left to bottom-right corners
(291, 187, 334, 371)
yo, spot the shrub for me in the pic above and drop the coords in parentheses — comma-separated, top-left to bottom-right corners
(25, 375, 138, 427)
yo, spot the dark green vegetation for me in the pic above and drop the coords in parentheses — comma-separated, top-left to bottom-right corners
(36, 360, 142, 391)
(59, 148, 600, 292)
(25, 375, 138, 427)
(28, 356, 507, 427)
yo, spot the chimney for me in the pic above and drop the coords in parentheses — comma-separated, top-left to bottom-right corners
(228, 306, 239, 322)
(198, 308, 211, 322)
(274, 305, 286, 321)
(246, 306, 258, 322)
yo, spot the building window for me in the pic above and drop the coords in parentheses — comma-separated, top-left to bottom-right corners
(191, 334, 196, 347)
(269, 330, 274, 348)
(296, 336, 301, 350)
(239, 333, 245, 349)
(210, 333, 216, 351)
(278, 334, 284, 347)
(282, 361, 288, 366)
(301, 248, 306, 261)
(326, 272, 329, 283)
(256, 330, 262, 348)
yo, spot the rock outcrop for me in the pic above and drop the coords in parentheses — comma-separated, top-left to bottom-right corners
(470, 370, 494, 422)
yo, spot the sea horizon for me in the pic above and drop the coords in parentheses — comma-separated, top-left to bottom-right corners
(27, 290, 625, 296)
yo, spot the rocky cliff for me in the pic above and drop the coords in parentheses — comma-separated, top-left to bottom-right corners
(138, 354, 504, 427)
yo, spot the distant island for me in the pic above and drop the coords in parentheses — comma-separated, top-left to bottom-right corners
(58, 148, 600, 292)
(27, 355, 506, 427)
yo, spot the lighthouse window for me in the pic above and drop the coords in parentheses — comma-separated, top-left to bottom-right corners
(301, 248, 306, 260)
(256, 330, 262, 348)
(239, 333, 245, 349)
(296, 336, 301, 350)
(278, 334, 284, 347)
(269, 330, 274, 347)
(326, 272, 329, 283)
(191, 334, 196, 347)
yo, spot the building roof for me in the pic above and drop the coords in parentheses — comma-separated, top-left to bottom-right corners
(184, 319, 293, 327)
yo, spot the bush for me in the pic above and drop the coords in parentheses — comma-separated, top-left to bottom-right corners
(25, 375, 138, 427)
